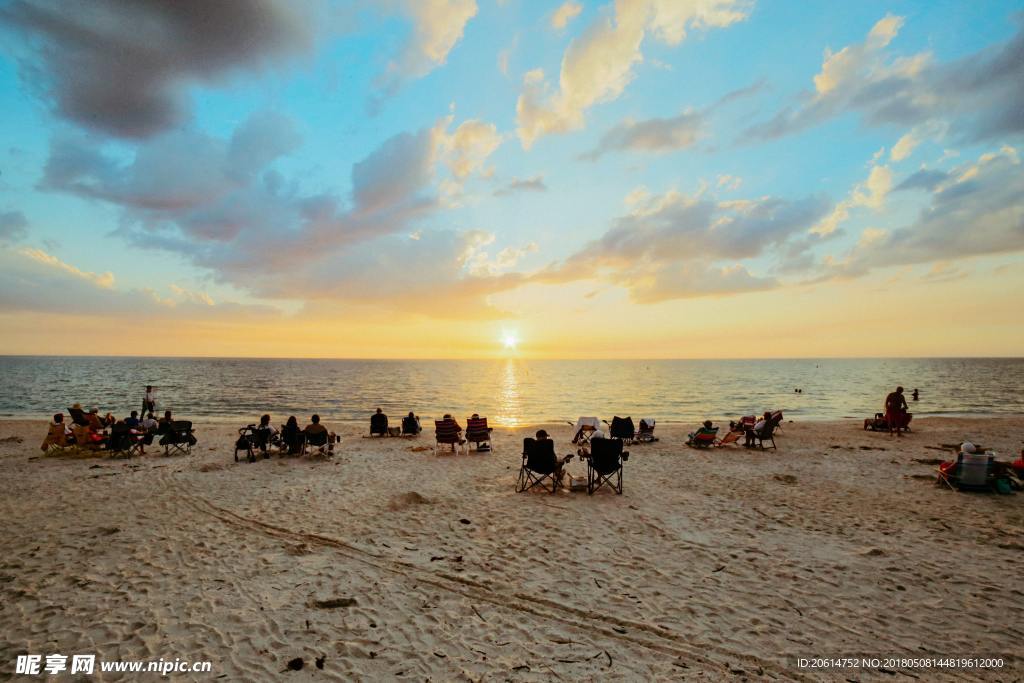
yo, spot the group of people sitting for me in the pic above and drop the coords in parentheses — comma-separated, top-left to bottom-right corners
(40, 404, 194, 454)
(241, 414, 339, 457)
(434, 413, 493, 453)
(685, 410, 782, 448)
(369, 408, 422, 437)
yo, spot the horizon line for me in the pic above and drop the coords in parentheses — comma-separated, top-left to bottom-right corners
(1, 353, 1022, 362)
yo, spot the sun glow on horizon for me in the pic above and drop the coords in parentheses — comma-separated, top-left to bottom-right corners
(503, 334, 518, 351)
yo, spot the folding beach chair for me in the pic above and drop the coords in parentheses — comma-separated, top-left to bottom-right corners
(586, 437, 628, 495)
(370, 413, 388, 437)
(748, 419, 777, 450)
(108, 424, 143, 458)
(465, 416, 493, 452)
(687, 428, 719, 448)
(937, 452, 994, 491)
(769, 410, 784, 432)
(401, 415, 421, 436)
(715, 430, 742, 447)
(41, 422, 73, 452)
(636, 418, 658, 443)
(302, 431, 332, 457)
(68, 406, 90, 427)
(569, 416, 601, 448)
(434, 420, 466, 455)
(516, 438, 564, 494)
(605, 416, 636, 444)
(161, 420, 195, 456)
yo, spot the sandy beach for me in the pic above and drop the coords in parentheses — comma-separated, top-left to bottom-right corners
(1, 417, 1021, 681)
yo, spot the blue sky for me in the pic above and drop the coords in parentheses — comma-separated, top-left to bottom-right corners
(0, 0, 1022, 357)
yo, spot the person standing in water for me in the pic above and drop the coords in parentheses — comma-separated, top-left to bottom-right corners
(884, 386, 908, 437)
(912, 388, 919, 401)
(142, 385, 157, 416)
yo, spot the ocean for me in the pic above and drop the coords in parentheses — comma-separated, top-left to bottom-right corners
(1, 356, 1021, 426)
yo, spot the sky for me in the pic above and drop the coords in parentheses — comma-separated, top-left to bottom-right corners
(0, 0, 1022, 359)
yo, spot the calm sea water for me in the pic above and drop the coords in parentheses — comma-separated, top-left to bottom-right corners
(1, 356, 1021, 426)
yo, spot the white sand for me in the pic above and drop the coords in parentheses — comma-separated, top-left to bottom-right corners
(0, 417, 1021, 681)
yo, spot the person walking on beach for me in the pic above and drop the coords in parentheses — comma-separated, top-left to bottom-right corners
(142, 385, 156, 415)
(885, 386, 908, 437)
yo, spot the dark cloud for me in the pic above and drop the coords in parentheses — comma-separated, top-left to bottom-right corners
(0, 210, 29, 242)
(493, 175, 547, 197)
(745, 18, 1024, 145)
(39, 114, 445, 298)
(0, 0, 321, 138)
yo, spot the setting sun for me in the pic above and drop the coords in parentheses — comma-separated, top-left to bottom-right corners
(503, 334, 518, 350)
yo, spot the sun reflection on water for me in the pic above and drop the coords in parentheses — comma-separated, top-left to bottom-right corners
(495, 358, 522, 427)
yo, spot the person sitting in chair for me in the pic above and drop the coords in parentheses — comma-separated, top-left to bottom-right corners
(744, 412, 772, 447)
(536, 429, 572, 485)
(281, 416, 303, 455)
(304, 414, 337, 453)
(402, 411, 421, 435)
(687, 420, 718, 445)
(87, 408, 106, 432)
(255, 414, 279, 452)
(370, 408, 388, 436)
(40, 413, 72, 451)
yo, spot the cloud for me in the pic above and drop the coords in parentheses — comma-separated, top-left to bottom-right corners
(0, 0, 322, 138)
(377, 0, 477, 95)
(812, 162, 892, 235)
(746, 15, 1024, 144)
(582, 80, 763, 160)
(434, 119, 502, 180)
(516, 0, 750, 148)
(821, 147, 1024, 278)
(550, 2, 583, 30)
(0, 210, 29, 242)
(493, 175, 548, 196)
(534, 186, 831, 302)
(18, 247, 115, 289)
(36, 112, 526, 316)
(581, 108, 704, 160)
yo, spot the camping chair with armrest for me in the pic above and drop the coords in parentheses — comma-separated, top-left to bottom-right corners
(604, 416, 636, 444)
(516, 438, 568, 494)
(303, 430, 333, 457)
(434, 420, 466, 455)
(161, 420, 195, 456)
(401, 415, 421, 436)
(465, 416, 494, 452)
(769, 410, 784, 433)
(108, 423, 144, 458)
(587, 437, 627, 495)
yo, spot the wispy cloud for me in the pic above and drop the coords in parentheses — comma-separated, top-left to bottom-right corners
(516, 0, 751, 149)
